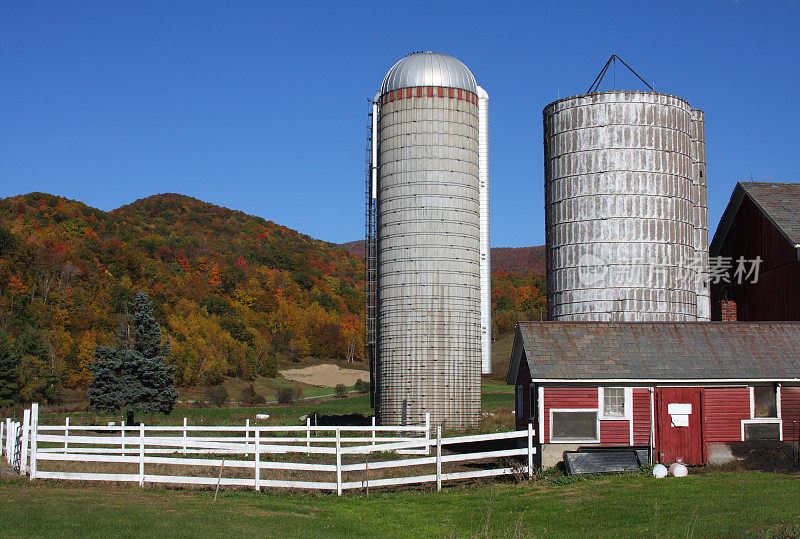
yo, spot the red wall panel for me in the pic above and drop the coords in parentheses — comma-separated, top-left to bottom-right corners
(600, 420, 630, 444)
(781, 386, 800, 441)
(703, 387, 750, 442)
(633, 389, 652, 445)
(542, 387, 599, 443)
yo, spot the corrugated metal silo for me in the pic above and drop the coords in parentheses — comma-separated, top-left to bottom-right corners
(543, 91, 710, 321)
(371, 52, 487, 427)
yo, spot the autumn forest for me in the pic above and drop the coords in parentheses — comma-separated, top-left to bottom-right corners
(0, 192, 545, 404)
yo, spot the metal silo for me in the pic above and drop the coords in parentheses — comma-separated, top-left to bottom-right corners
(543, 91, 710, 321)
(366, 52, 489, 427)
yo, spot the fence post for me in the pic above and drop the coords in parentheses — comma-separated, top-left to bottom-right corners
(527, 423, 534, 480)
(20, 409, 30, 476)
(138, 423, 145, 487)
(371, 416, 376, 446)
(6, 418, 10, 463)
(254, 428, 260, 491)
(183, 417, 187, 455)
(436, 426, 442, 492)
(30, 403, 38, 480)
(64, 417, 69, 454)
(335, 428, 342, 496)
(306, 417, 311, 450)
(121, 421, 126, 457)
(245, 419, 250, 456)
(425, 413, 430, 453)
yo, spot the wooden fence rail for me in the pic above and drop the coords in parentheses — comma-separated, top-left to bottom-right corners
(5, 404, 536, 494)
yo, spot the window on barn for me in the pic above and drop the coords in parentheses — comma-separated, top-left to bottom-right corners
(603, 388, 625, 417)
(753, 386, 777, 418)
(743, 421, 780, 441)
(516, 386, 523, 419)
(742, 386, 782, 441)
(551, 410, 599, 442)
(529, 385, 536, 419)
(599, 387, 630, 419)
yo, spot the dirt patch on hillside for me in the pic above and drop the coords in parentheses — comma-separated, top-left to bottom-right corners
(279, 364, 369, 387)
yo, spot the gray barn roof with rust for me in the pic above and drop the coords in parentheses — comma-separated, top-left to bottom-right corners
(506, 321, 800, 384)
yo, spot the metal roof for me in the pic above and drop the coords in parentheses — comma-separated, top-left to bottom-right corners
(381, 52, 477, 95)
(506, 321, 800, 384)
(711, 181, 800, 254)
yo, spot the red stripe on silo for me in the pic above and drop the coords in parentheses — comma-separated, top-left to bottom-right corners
(438, 87, 444, 97)
(406, 88, 412, 98)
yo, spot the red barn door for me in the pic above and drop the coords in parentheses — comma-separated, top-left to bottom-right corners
(655, 388, 705, 465)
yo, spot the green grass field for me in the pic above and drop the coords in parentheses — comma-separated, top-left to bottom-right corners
(35, 380, 516, 430)
(1, 471, 799, 537)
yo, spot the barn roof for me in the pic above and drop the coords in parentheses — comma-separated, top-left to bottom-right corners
(506, 321, 800, 384)
(711, 181, 800, 254)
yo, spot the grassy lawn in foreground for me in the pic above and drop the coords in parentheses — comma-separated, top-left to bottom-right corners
(1, 471, 799, 537)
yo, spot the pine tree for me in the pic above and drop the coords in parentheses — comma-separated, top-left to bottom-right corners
(88, 291, 178, 423)
(0, 328, 18, 406)
(15, 326, 60, 403)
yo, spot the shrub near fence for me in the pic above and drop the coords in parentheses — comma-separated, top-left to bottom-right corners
(3, 404, 536, 495)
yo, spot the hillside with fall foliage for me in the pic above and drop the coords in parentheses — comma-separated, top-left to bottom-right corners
(0, 193, 364, 399)
(339, 241, 546, 276)
(0, 192, 545, 403)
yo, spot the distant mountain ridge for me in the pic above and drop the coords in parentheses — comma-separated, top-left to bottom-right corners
(339, 240, 545, 275)
(0, 192, 364, 393)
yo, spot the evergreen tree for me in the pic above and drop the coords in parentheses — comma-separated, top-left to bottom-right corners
(15, 326, 60, 403)
(0, 328, 18, 406)
(88, 291, 178, 423)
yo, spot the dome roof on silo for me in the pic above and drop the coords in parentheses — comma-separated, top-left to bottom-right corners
(381, 52, 477, 94)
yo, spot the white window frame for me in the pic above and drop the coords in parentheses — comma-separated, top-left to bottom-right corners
(741, 385, 783, 441)
(598, 387, 632, 420)
(549, 408, 600, 443)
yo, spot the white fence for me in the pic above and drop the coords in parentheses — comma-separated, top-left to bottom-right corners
(3, 404, 535, 494)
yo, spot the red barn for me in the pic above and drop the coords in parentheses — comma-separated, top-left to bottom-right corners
(506, 321, 800, 468)
(711, 181, 800, 321)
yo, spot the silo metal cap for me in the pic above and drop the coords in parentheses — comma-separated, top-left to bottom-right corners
(381, 51, 477, 95)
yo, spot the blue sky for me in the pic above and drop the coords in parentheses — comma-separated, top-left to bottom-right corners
(1, 1, 798, 247)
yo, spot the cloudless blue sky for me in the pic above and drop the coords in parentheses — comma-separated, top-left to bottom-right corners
(2, 1, 799, 246)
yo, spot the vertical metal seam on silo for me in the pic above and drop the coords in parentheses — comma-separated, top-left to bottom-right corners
(477, 85, 491, 374)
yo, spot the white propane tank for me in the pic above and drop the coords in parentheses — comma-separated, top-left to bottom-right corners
(652, 464, 668, 478)
(669, 463, 689, 477)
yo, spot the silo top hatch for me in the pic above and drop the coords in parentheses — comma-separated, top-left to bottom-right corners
(381, 52, 477, 95)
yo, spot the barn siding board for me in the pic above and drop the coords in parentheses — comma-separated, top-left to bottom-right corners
(542, 387, 598, 444)
(600, 420, 630, 444)
(703, 387, 750, 442)
(513, 354, 533, 431)
(633, 388, 652, 445)
(781, 386, 800, 441)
